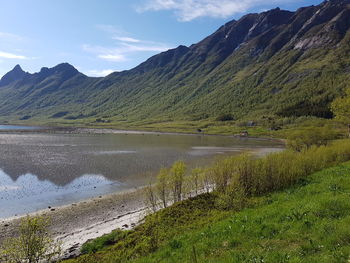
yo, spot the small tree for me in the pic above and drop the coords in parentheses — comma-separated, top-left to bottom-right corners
(145, 181, 158, 212)
(331, 88, 350, 137)
(200, 168, 213, 193)
(189, 168, 202, 195)
(170, 161, 186, 202)
(156, 168, 170, 208)
(0, 215, 61, 263)
(211, 158, 235, 193)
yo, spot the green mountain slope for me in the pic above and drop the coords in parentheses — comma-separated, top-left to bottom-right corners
(1, 0, 350, 125)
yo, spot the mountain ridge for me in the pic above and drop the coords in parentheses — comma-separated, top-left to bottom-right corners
(0, 0, 349, 124)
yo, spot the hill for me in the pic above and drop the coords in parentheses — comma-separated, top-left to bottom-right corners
(0, 0, 350, 127)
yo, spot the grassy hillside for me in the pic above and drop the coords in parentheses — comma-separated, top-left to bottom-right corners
(132, 163, 350, 263)
(0, 1, 349, 128)
(66, 140, 350, 263)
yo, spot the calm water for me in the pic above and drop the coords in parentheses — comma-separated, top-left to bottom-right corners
(0, 125, 41, 130)
(0, 132, 284, 218)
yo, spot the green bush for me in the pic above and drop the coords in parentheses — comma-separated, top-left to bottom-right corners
(209, 139, 350, 201)
(286, 126, 338, 151)
(216, 114, 234, 122)
(0, 216, 61, 263)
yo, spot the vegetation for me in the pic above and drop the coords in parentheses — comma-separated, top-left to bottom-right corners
(81, 230, 130, 254)
(0, 1, 349, 131)
(0, 215, 61, 263)
(133, 162, 350, 263)
(286, 126, 338, 151)
(65, 138, 350, 263)
(331, 88, 350, 137)
(216, 114, 234, 122)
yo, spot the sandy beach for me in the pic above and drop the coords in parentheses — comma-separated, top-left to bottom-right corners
(0, 187, 148, 259)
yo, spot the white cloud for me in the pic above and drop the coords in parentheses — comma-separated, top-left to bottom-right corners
(82, 44, 127, 62)
(98, 54, 127, 62)
(84, 25, 174, 62)
(95, 24, 125, 35)
(0, 32, 23, 41)
(82, 36, 173, 62)
(137, 0, 295, 21)
(0, 50, 28, 60)
(85, 69, 118, 77)
(113, 36, 141, 43)
(120, 42, 171, 52)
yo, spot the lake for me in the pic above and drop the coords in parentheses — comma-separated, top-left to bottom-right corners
(0, 131, 284, 218)
(0, 125, 41, 130)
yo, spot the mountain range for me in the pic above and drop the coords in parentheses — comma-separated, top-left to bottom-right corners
(0, 0, 349, 125)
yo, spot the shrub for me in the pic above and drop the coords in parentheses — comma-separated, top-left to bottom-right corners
(156, 168, 170, 208)
(169, 161, 186, 202)
(146, 139, 350, 213)
(286, 126, 338, 151)
(144, 181, 158, 212)
(216, 113, 234, 122)
(188, 168, 203, 195)
(211, 158, 235, 193)
(209, 139, 350, 206)
(0, 215, 61, 263)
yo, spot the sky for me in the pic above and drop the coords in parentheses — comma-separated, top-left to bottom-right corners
(0, 0, 324, 78)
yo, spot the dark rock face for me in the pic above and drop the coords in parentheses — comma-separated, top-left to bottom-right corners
(0, 65, 27, 87)
(292, 0, 350, 49)
(1, 63, 81, 88)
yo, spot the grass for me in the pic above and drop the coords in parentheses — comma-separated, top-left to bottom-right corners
(137, 163, 350, 263)
(66, 143, 350, 263)
(4, 113, 347, 143)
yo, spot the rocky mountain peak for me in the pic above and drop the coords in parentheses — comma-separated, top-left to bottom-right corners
(51, 63, 80, 76)
(246, 7, 293, 40)
(0, 64, 26, 87)
(324, 0, 350, 4)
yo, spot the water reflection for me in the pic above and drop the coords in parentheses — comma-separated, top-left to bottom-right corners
(0, 133, 283, 186)
(0, 170, 118, 218)
(0, 132, 284, 218)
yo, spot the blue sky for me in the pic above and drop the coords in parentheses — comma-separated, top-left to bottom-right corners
(0, 0, 323, 78)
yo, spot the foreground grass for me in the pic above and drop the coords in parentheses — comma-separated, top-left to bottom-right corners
(67, 162, 350, 263)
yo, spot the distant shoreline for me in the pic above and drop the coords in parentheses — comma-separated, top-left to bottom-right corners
(0, 125, 285, 143)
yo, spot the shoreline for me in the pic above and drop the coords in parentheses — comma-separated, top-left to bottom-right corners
(0, 187, 148, 259)
(0, 125, 285, 143)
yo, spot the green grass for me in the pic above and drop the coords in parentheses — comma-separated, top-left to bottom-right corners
(136, 164, 350, 263)
(67, 161, 350, 263)
(80, 230, 131, 254)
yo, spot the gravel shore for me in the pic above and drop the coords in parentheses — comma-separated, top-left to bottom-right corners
(0, 187, 148, 258)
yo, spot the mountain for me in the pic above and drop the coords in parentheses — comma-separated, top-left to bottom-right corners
(0, 0, 349, 124)
(0, 65, 27, 87)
